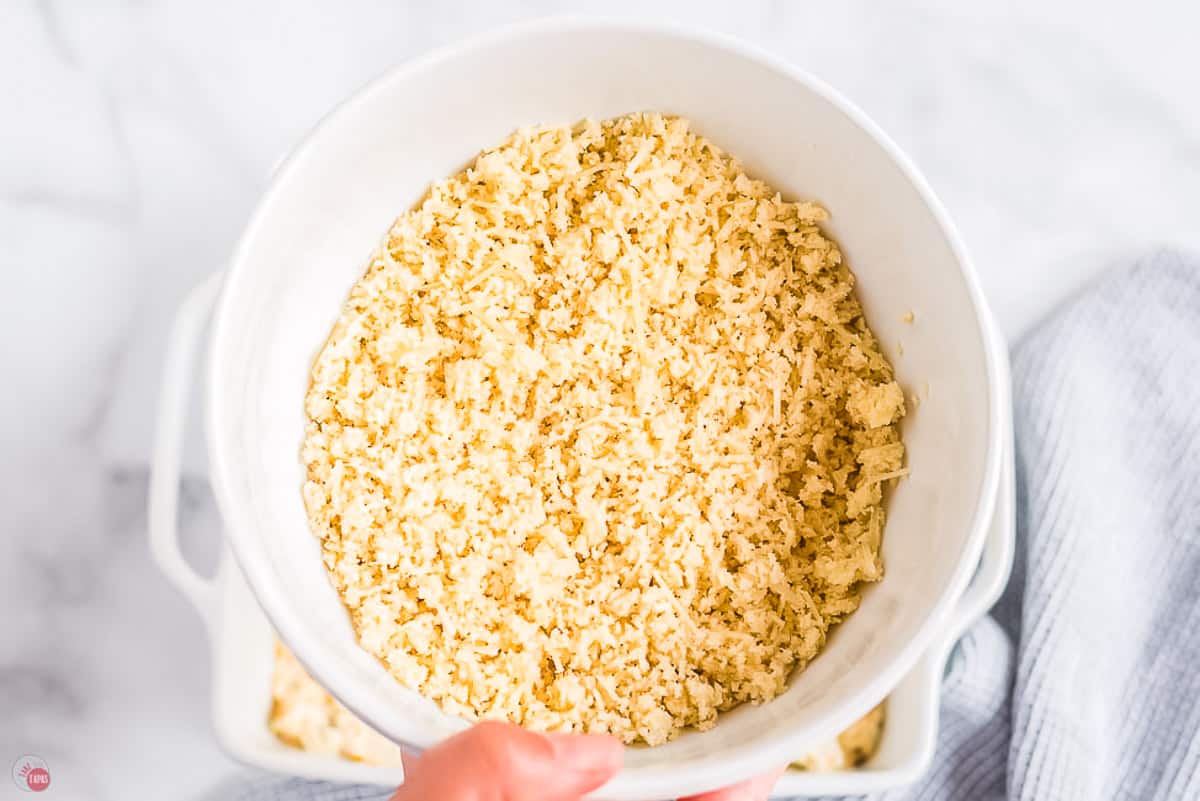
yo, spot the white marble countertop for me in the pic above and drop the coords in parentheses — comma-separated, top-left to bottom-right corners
(3, 1, 1198, 798)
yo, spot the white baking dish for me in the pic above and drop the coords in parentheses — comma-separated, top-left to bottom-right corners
(153, 19, 1007, 798)
(151, 275, 1013, 797)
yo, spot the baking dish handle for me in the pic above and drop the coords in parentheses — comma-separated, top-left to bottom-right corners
(149, 272, 224, 631)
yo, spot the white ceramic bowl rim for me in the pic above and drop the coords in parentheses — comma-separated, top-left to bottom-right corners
(206, 17, 1005, 800)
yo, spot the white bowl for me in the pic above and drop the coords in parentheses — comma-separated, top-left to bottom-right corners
(195, 19, 1004, 800)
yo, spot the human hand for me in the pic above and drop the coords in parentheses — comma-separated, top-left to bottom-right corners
(388, 720, 785, 801)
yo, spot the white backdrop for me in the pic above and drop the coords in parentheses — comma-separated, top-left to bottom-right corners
(2, 1, 1198, 799)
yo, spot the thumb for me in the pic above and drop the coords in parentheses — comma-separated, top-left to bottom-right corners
(391, 721, 624, 801)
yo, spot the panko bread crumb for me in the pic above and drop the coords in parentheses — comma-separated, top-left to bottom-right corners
(302, 113, 905, 746)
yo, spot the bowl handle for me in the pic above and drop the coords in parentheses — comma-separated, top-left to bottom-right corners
(148, 272, 224, 631)
(940, 341, 1016, 647)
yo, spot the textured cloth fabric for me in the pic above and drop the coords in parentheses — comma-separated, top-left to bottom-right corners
(206, 250, 1200, 800)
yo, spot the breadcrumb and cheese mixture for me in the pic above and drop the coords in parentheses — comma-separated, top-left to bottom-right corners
(301, 112, 905, 746)
(792, 703, 886, 771)
(269, 642, 406, 766)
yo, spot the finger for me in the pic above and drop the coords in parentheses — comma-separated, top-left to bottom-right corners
(678, 764, 787, 801)
(398, 747, 420, 775)
(390, 721, 623, 801)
